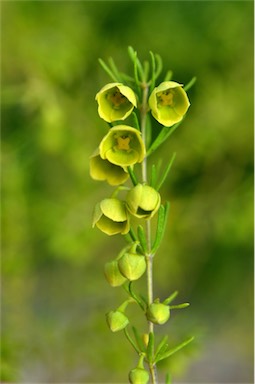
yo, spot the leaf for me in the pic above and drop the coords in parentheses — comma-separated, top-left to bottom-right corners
(152, 201, 170, 254)
(146, 121, 182, 157)
(183, 76, 197, 92)
(163, 291, 178, 305)
(146, 332, 155, 364)
(155, 335, 169, 361)
(124, 327, 140, 354)
(155, 336, 194, 363)
(149, 51, 156, 93)
(98, 58, 118, 82)
(156, 152, 176, 191)
(150, 164, 157, 189)
(132, 326, 146, 353)
(127, 166, 138, 186)
(137, 225, 147, 254)
(169, 303, 190, 310)
(165, 372, 172, 384)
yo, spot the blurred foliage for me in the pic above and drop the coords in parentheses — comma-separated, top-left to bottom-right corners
(1, 1, 253, 383)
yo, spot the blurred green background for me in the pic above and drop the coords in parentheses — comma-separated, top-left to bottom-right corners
(1, 1, 253, 383)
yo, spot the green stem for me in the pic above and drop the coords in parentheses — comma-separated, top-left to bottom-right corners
(140, 82, 158, 384)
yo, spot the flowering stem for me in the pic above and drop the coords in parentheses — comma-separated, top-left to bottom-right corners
(140, 82, 158, 384)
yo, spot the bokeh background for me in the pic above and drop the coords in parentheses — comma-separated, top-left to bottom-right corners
(1, 1, 254, 383)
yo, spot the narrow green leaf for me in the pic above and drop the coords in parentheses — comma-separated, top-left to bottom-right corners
(150, 164, 157, 189)
(147, 121, 182, 157)
(132, 326, 146, 353)
(98, 58, 118, 82)
(154, 54, 163, 79)
(108, 57, 122, 82)
(127, 226, 138, 243)
(127, 166, 138, 186)
(151, 205, 165, 254)
(128, 282, 145, 311)
(163, 290, 178, 305)
(184, 76, 197, 92)
(156, 152, 176, 191)
(156, 336, 194, 363)
(149, 51, 156, 93)
(165, 372, 172, 384)
(143, 60, 150, 83)
(146, 332, 155, 364)
(164, 70, 173, 82)
(137, 225, 148, 254)
(132, 112, 140, 131)
(124, 327, 140, 354)
(155, 335, 169, 360)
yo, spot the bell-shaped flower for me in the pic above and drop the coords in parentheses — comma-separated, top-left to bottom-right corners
(89, 150, 129, 186)
(118, 252, 146, 281)
(96, 83, 137, 123)
(149, 81, 190, 127)
(104, 260, 127, 287)
(146, 300, 170, 325)
(126, 184, 161, 219)
(106, 310, 129, 332)
(129, 354, 149, 384)
(92, 198, 130, 235)
(99, 126, 145, 167)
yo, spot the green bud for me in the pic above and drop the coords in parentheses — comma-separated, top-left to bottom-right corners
(146, 301, 170, 325)
(129, 354, 149, 384)
(129, 367, 150, 384)
(118, 252, 146, 281)
(126, 184, 161, 219)
(96, 82, 137, 123)
(106, 310, 129, 332)
(89, 150, 129, 186)
(99, 126, 145, 167)
(104, 260, 127, 287)
(92, 198, 130, 236)
(149, 81, 190, 127)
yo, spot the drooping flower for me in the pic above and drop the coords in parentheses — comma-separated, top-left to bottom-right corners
(99, 125, 145, 167)
(92, 198, 130, 235)
(146, 300, 170, 325)
(96, 83, 137, 123)
(149, 81, 190, 127)
(104, 260, 127, 287)
(106, 310, 129, 332)
(118, 252, 146, 281)
(126, 184, 161, 219)
(89, 150, 129, 186)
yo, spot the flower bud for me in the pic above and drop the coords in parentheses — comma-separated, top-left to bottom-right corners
(89, 151, 129, 186)
(146, 301, 170, 325)
(96, 83, 137, 123)
(104, 260, 127, 287)
(149, 81, 190, 127)
(129, 367, 149, 384)
(99, 126, 145, 167)
(92, 198, 130, 236)
(118, 252, 146, 281)
(126, 184, 161, 219)
(106, 310, 129, 332)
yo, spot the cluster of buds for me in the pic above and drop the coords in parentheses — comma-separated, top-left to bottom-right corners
(89, 48, 192, 383)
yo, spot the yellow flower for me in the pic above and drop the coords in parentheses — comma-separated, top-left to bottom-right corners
(92, 198, 130, 235)
(126, 184, 161, 219)
(99, 125, 145, 167)
(96, 83, 137, 122)
(149, 81, 190, 127)
(89, 150, 129, 186)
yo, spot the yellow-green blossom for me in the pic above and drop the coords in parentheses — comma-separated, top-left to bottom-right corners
(89, 150, 129, 186)
(126, 184, 161, 219)
(99, 125, 145, 167)
(106, 310, 129, 332)
(92, 198, 130, 235)
(104, 260, 127, 287)
(96, 83, 137, 123)
(118, 252, 146, 281)
(146, 301, 170, 325)
(149, 81, 190, 127)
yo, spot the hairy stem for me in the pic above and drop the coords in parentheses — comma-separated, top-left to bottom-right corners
(140, 82, 158, 384)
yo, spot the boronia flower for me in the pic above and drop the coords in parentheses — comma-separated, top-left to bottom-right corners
(118, 252, 146, 281)
(99, 126, 145, 167)
(89, 150, 129, 186)
(149, 81, 190, 127)
(96, 83, 137, 123)
(106, 310, 129, 332)
(92, 198, 130, 235)
(126, 184, 161, 219)
(146, 301, 170, 325)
